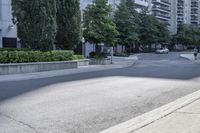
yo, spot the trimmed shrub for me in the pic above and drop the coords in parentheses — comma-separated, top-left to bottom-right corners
(72, 55, 85, 60)
(0, 48, 32, 51)
(0, 50, 84, 64)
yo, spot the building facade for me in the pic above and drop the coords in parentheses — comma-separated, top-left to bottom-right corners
(191, 0, 200, 25)
(0, 0, 17, 48)
(150, 0, 200, 34)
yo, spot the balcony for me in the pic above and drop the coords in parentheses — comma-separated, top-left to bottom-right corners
(134, 0, 149, 7)
(152, 0, 171, 6)
(152, 6, 170, 13)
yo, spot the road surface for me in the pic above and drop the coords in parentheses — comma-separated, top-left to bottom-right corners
(0, 52, 200, 133)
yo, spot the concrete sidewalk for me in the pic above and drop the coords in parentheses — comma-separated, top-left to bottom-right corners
(0, 55, 138, 82)
(133, 98, 200, 133)
(100, 90, 200, 133)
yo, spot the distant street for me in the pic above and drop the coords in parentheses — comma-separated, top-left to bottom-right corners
(0, 52, 200, 133)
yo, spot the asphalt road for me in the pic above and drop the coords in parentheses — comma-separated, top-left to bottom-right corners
(0, 52, 200, 133)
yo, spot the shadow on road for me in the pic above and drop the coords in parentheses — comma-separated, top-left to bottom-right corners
(0, 56, 200, 102)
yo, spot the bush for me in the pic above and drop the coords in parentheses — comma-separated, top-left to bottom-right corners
(0, 48, 32, 51)
(0, 50, 84, 64)
(72, 55, 85, 60)
(89, 52, 107, 59)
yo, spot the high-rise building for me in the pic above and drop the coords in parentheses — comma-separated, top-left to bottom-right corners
(191, 0, 200, 25)
(149, 0, 178, 34)
(150, 0, 200, 34)
(177, 0, 191, 25)
(151, 0, 171, 23)
(0, 0, 17, 48)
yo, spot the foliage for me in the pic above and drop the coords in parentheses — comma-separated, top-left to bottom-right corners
(0, 48, 32, 51)
(175, 24, 200, 46)
(12, 0, 57, 50)
(114, 0, 139, 47)
(83, 0, 119, 46)
(89, 52, 107, 59)
(138, 9, 171, 45)
(72, 55, 85, 60)
(56, 0, 81, 50)
(0, 50, 84, 64)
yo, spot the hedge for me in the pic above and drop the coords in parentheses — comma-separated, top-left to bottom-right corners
(0, 48, 32, 51)
(0, 50, 84, 63)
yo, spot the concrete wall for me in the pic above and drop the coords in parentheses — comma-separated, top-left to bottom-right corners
(0, 61, 78, 75)
(89, 58, 111, 65)
(0, 0, 17, 48)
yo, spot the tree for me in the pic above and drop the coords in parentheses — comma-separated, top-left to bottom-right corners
(114, 0, 139, 51)
(56, 0, 81, 50)
(139, 12, 159, 45)
(83, 0, 119, 47)
(155, 21, 171, 44)
(176, 24, 194, 45)
(138, 9, 170, 47)
(12, 0, 57, 50)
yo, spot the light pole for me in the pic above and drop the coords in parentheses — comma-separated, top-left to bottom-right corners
(110, 46, 114, 64)
(82, 37, 85, 57)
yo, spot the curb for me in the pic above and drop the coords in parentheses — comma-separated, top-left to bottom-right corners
(100, 90, 200, 133)
(180, 54, 193, 61)
(0, 57, 138, 83)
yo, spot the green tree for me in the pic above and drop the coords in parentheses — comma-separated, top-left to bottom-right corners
(138, 9, 170, 46)
(176, 24, 194, 45)
(114, 0, 139, 51)
(56, 0, 81, 50)
(155, 21, 171, 44)
(83, 0, 119, 47)
(139, 12, 159, 45)
(12, 0, 57, 50)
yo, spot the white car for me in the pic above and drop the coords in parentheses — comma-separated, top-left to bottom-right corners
(155, 48, 169, 54)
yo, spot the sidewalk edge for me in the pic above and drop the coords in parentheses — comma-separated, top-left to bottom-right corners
(100, 90, 200, 133)
(180, 54, 193, 61)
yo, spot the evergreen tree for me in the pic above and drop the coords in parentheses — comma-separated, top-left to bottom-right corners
(83, 0, 119, 47)
(56, 0, 81, 50)
(12, 0, 57, 50)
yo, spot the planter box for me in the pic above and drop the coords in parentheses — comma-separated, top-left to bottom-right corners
(77, 59, 90, 66)
(89, 58, 111, 65)
(0, 61, 78, 75)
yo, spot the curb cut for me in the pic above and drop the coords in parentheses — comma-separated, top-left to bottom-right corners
(180, 54, 193, 61)
(100, 90, 200, 133)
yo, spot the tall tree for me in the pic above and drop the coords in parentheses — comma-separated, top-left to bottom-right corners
(12, 0, 57, 50)
(83, 0, 119, 47)
(56, 0, 81, 50)
(114, 0, 139, 51)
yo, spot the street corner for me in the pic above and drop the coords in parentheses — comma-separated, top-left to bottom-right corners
(99, 90, 200, 133)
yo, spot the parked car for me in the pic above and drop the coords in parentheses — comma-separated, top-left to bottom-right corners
(155, 48, 169, 54)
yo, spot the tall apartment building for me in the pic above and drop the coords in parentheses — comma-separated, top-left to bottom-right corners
(177, 0, 191, 25)
(149, 0, 178, 34)
(0, 0, 17, 48)
(151, 0, 171, 22)
(191, 0, 200, 25)
(150, 0, 200, 34)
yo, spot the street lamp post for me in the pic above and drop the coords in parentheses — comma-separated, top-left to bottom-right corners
(110, 46, 114, 64)
(82, 37, 85, 57)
